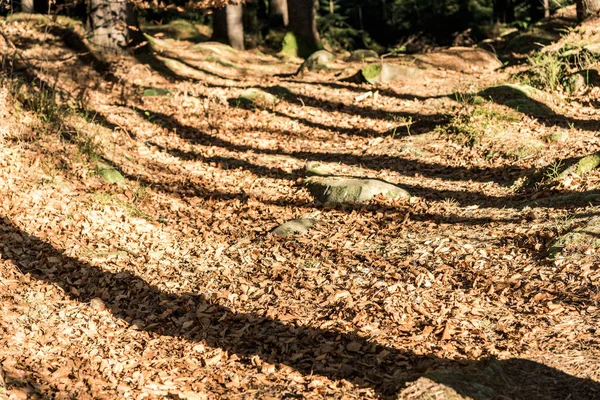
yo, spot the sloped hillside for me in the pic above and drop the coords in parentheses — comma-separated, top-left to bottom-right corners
(1, 9, 600, 399)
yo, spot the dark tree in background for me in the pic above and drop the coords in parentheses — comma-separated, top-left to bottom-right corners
(287, 0, 321, 57)
(86, 0, 145, 52)
(576, 0, 600, 20)
(270, 0, 288, 27)
(212, 2, 245, 50)
(493, 0, 515, 23)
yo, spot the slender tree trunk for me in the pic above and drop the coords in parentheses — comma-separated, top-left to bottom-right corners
(287, 0, 321, 57)
(543, 0, 550, 18)
(270, 0, 288, 27)
(576, 0, 600, 21)
(493, 0, 515, 23)
(19, 0, 49, 13)
(212, 3, 245, 50)
(529, 0, 549, 21)
(86, 0, 145, 53)
(20, 0, 35, 13)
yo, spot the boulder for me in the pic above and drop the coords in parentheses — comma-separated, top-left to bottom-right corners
(478, 84, 554, 117)
(562, 69, 599, 93)
(233, 88, 277, 108)
(359, 63, 424, 84)
(272, 218, 317, 236)
(545, 130, 569, 143)
(96, 162, 125, 184)
(548, 216, 600, 258)
(412, 47, 502, 73)
(348, 49, 378, 62)
(557, 152, 600, 181)
(305, 176, 410, 204)
(299, 50, 335, 72)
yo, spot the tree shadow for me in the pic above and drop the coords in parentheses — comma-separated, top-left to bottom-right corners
(283, 79, 446, 102)
(127, 106, 538, 191)
(2, 216, 599, 399)
(267, 109, 447, 138)
(147, 141, 300, 181)
(476, 85, 600, 130)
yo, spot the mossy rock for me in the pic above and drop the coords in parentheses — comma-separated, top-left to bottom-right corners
(348, 49, 379, 62)
(281, 32, 322, 59)
(412, 47, 502, 73)
(545, 130, 569, 143)
(143, 88, 173, 97)
(479, 84, 554, 117)
(266, 85, 293, 99)
(358, 63, 424, 85)
(231, 88, 277, 108)
(561, 69, 599, 93)
(479, 83, 541, 101)
(272, 218, 317, 236)
(503, 98, 552, 117)
(557, 152, 600, 181)
(305, 176, 410, 204)
(96, 162, 125, 184)
(305, 162, 337, 177)
(298, 50, 335, 71)
(548, 216, 600, 258)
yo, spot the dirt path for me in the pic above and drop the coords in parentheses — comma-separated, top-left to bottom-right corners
(1, 13, 600, 399)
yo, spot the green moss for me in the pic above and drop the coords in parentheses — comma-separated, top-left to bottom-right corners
(143, 88, 173, 96)
(96, 162, 125, 184)
(575, 153, 600, 175)
(92, 193, 153, 220)
(280, 32, 298, 57)
(548, 216, 600, 258)
(281, 32, 322, 58)
(361, 64, 381, 81)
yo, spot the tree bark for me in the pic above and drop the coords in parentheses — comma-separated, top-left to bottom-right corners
(287, 0, 321, 57)
(212, 3, 245, 50)
(270, 0, 288, 27)
(493, 0, 515, 23)
(543, 0, 550, 18)
(19, 0, 49, 13)
(20, 0, 35, 13)
(576, 0, 600, 21)
(86, 0, 145, 53)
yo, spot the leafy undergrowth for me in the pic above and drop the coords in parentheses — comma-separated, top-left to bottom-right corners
(1, 11, 600, 400)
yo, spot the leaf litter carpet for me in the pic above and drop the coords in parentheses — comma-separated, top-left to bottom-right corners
(1, 18, 600, 399)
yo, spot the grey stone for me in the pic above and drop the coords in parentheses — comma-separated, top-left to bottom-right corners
(299, 50, 335, 71)
(235, 88, 277, 108)
(305, 176, 410, 204)
(548, 216, 600, 258)
(272, 218, 317, 236)
(96, 162, 125, 184)
(348, 49, 379, 62)
(360, 63, 424, 84)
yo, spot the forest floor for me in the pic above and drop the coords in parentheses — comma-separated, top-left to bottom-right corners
(1, 7, 600, 400)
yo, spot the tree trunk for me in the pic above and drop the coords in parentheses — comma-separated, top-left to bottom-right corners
(20, 0, 35, 13)
(19, 0, 49, 13)
(212, 3, 245, 50)
(493, 0, 515, 23)
(86, 0, 145, 53)
(529, 0, 549, 21)
(543, 0, 550, 18)
(576, 0, 600, 21)
(270, 0, 288, 27)
(287, 0, 321, 58)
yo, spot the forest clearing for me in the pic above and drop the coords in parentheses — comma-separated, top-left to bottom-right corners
(1, 2, 600, 399)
